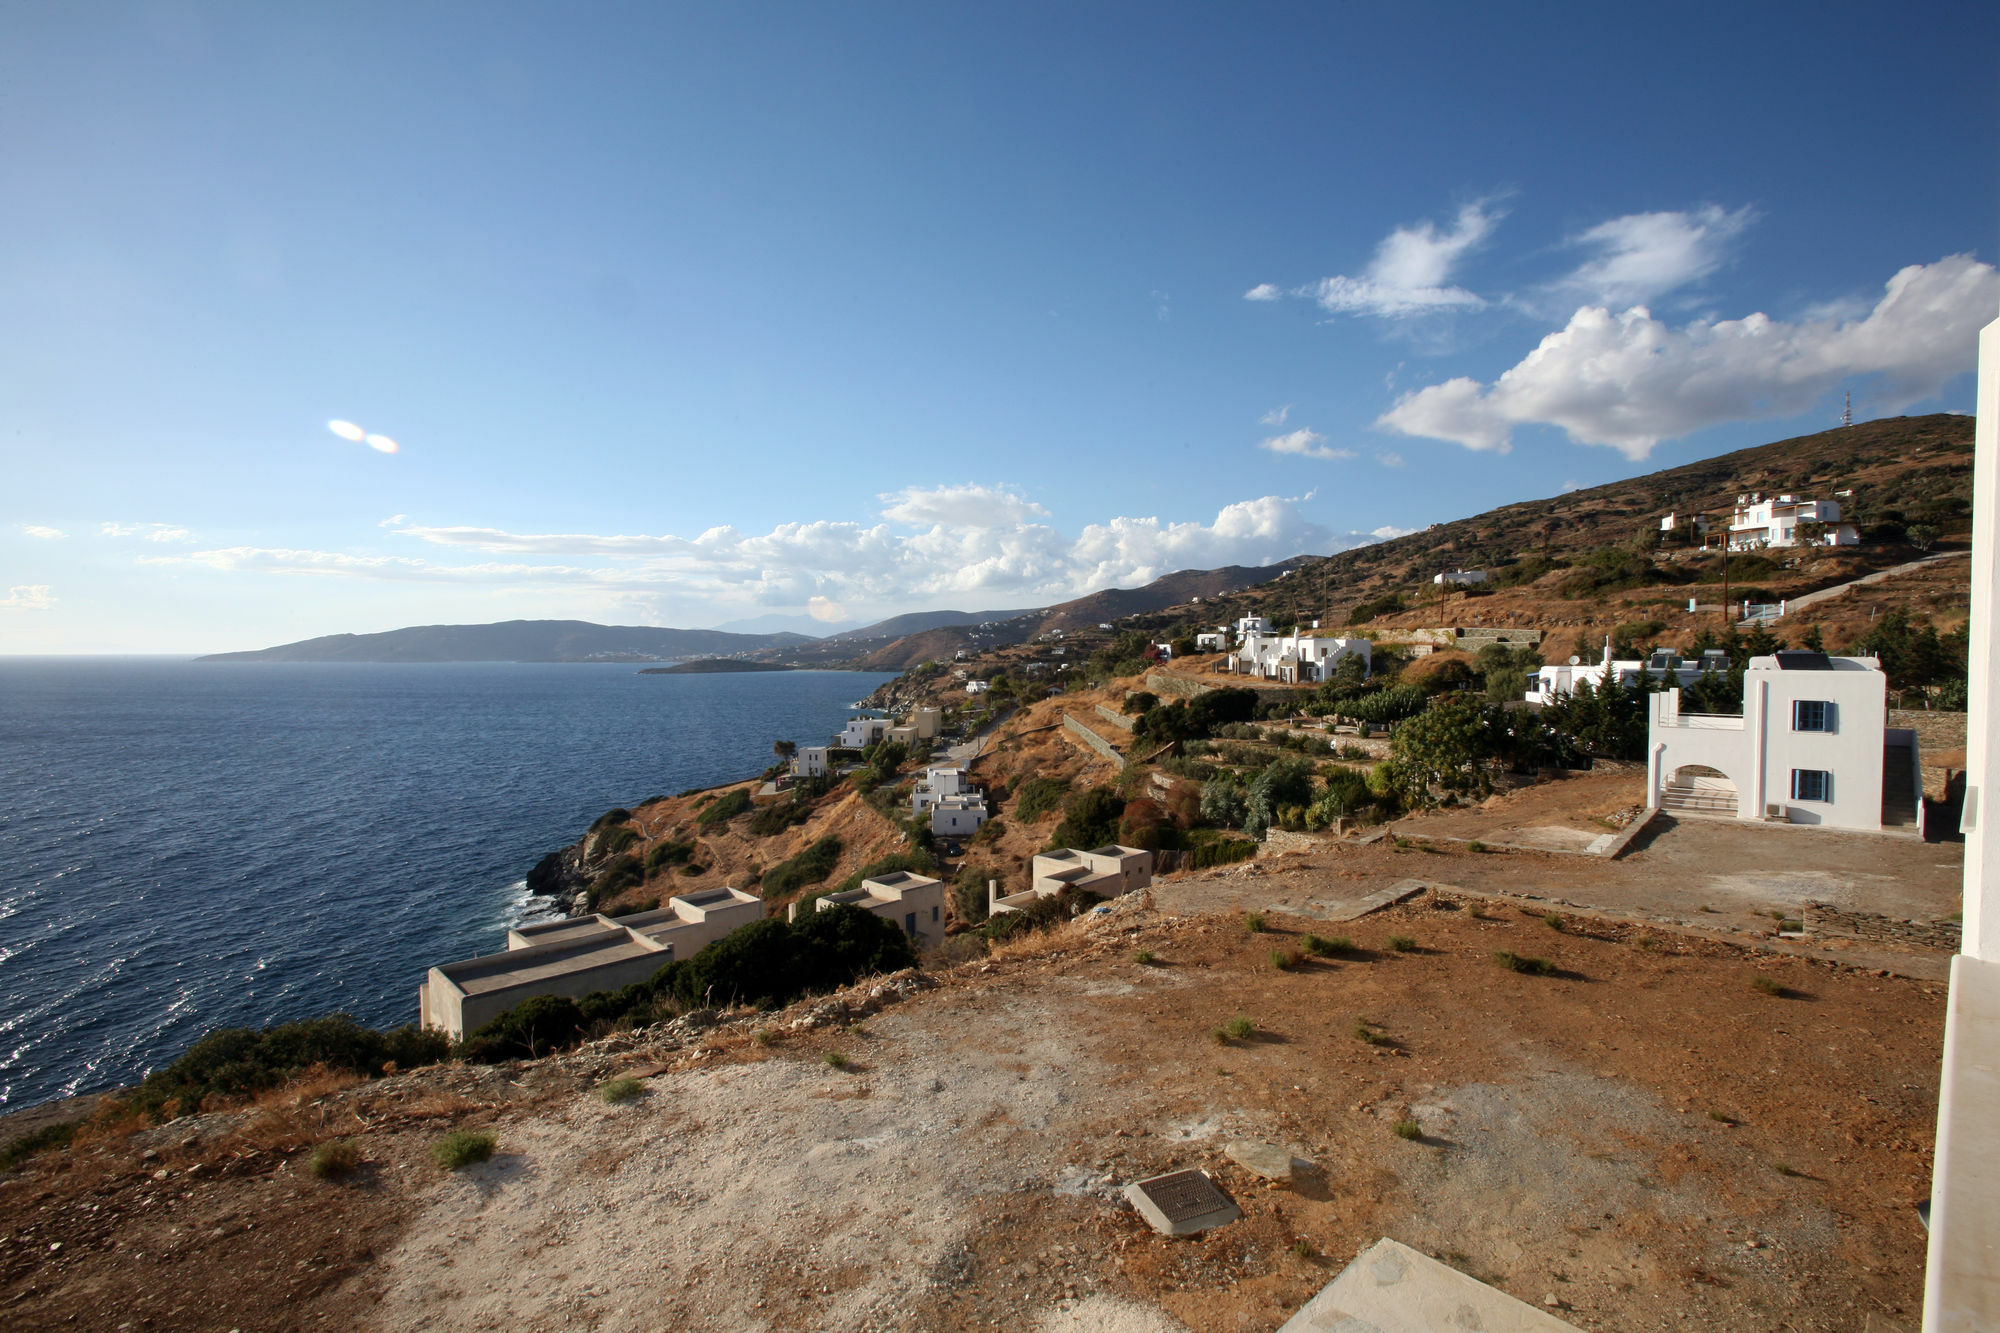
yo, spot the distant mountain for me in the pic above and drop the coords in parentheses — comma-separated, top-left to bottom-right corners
(707, 613, 849, 637)
(198, 619, 814, 664)
(826, 606, 1046, 644)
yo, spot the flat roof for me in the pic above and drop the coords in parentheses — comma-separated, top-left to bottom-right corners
(512, 916, 622, 946)
(438, 933, 664, 996)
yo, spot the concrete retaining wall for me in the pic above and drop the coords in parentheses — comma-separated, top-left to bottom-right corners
(1062, 714, 1126, 770)
(1145, 670, 1212, 699)
(1095, 703, 1136, 731)
(1804, 900, 1961, 952)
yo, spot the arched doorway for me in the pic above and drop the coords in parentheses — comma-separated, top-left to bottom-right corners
(1663, 764, 1739, 817)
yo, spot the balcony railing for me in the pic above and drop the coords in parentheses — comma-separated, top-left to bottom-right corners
(1674, 712, 1745, 730)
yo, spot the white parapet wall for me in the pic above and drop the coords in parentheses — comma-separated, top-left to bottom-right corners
(1922, 300, 2000, 1329)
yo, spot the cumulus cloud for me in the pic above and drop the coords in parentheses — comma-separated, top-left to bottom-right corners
(807, 596, 847, 623)
(101, 522, 192, 542)
(22, 525, 66, 539)
(0, 585, 56, 610)
(1243, 283, 1282, 301)
(1369, 525, 1417, 541)
(1558, 205, 1756, 306)
(1260, 404, 1291, 426)
(1378, 254, 2000, 459)
(1302, 201, 1503, 318)
(1258, 429, 1355, 462)
(879, 484, 1049, 529)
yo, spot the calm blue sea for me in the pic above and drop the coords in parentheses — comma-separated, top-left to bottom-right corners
(0, 659, 895, 1110)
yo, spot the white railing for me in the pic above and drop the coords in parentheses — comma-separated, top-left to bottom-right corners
(1674, 712, 1745, 730)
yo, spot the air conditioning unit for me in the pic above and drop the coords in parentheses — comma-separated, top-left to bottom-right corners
(1765, 804, 1789, 822)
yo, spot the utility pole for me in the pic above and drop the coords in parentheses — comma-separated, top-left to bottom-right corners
(1842, 389, 1852, 429)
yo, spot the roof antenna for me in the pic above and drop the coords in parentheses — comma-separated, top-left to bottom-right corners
(1842, 389, 1852, 429)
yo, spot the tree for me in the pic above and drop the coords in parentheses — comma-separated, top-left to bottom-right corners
(1052, 788, 1125, 849)
(1122, 691, 1159, 717)
(1906, 524, 1939, 551)
(772, 739, 797, 761)
(1385, 699, 1492, 804)
(1199, 776, 1249, 829)
(1244, 757, 1315, 838)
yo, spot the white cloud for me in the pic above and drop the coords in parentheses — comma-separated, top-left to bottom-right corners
(379, 514, 408, 527)
(1303, 200, 1503, 318)
(0, 585, 56, 610)
(1560, 480, 1582, 493)
(1378, 254, 2000, 459)
(1258, 429, 1355, 462)
(1375, 451, 1405, 469)
(1243, 283, 1282, 301)
(22, 525, 66, 539)
(1369, 525, 1417, 541)
(101, 522, 193, 542)
(1559, 205, 1756, 306)
(146, 490, 1367, 616)
(879, 484, 1049, 529)
(1260, 404, 1291, 426)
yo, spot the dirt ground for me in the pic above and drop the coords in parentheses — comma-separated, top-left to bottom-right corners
(1, 884, 1945, 1333)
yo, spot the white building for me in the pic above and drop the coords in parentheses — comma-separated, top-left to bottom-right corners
(1644, 651, 1918, 831)
(911, 765, 973, 813)
(989, 846, 1153, 915)
(1524, 641, 1730, 706)
(791, 745, 831, 779)
(834, 715, 892, 749)
(419, 887, 763, 1040)
(1195, 629, 1229, 652)
(1727, 493, 1861, 550)
(929, 793, 988, 839)
(965, 680, 990, 695)
(1659, 512, 1711, 535)
(801, 870, 946, 949)
(1230, 631, 1371, 685)
(1433, 569, 1489, 587)
(1235, 615, 1273, 637)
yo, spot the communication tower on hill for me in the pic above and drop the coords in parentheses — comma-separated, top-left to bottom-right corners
(1842, 389, 1852, 428)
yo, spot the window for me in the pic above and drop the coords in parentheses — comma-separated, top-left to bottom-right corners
(931, 905, 939, 922)
(1791, 769, 1830, 802)
(904, 912, 917, 936)
(1792, 700, 1830, 731)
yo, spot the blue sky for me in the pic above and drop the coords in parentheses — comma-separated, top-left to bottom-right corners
(4, 2, 1997, 651)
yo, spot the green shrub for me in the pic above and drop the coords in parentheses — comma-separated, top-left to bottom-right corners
(953, 864, 994, 924)
(1751, 976, 1783, 996)
(645, 840, 696, 873)
(432, 1131, 496, 1171)
(1269, 947, 1299, 972)
(695, 788, 752, 826)
(308, 1139, 361, 1179)
(0, 1121, 76, 1169)
(1051, 788, 1125, 851)
(1302, 934, 1352, 957)
(1134, 948, 1156, 966)
(1015, 776, 1069, 821)
(1494, 951, 1556, 976)
(823, 1050, 851, 1070)
(1466, 840, 1486, 854)
(748, 797, 815, 837)
(589, 807, 633, 833)
(1220, 1014, 1255, 1041)
(594, 826, 640, 858)
(1352, 1020, 1390, 1046)
(981, 885, 1102, 942)
(1244, 911, 1267, 934)
(461, 994, 585, 1062)
(120, 1013, 449, 1123)
(1392, 1120, 1422, 1140)
(1543, 913, 1566, 932)
(1387, 935, 1417, 952)
(587, 854, 645, 908)
(761, 836, 844, 898)
(596, 1076, 643, 1104)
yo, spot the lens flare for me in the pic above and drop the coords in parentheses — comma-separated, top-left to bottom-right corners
(365, 433, 400, 454)
(328, 419, 365, 442)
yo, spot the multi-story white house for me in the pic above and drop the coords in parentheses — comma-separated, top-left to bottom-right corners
(1645, 650, 1919, 831)
(1659, 511, 1711, 536)
(1727, 493, 1861, 550)
(965, 680, 990, 695)
(1195, 629, 1229, 652)
(1230, 631, 1371, 685)
(834, 715, 892, 749)
(929, 793, 988, 839)
(911, 765, 972, 813)
(1235, 615, 1274, 637)
(1524, 640, 1730, 706)
(791, 745, 831, 779)
(1433, 569, 1488, 587)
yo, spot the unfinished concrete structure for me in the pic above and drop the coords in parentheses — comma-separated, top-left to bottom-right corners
(799, 870, 946, 949)
(990, 845, 1153, 915)
(419, 887, 762, 1039)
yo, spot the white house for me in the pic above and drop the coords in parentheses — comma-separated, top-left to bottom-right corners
(420, 887, 763, 1040)
(1235, 615, 1273, 637)
(1659, 512, 1711, 536)
(791, 745, 831, 779)
(1195, 629, 1229, 652)
(1644, 650, 1918, 831)
(1434, 569, 1488, 587)
(911, 765, 973, 813)
(929, 793, 988, 839)
(989, 846, 1153, 915)
(801, 870, 946, 949)
(1230, 631, 1371, 684)
(1524, 640, 1731, 705)
(1152, 642, 1174, 659)
(834, 715, 892, 749)
(965, 680, 991, 695)
(1727, 493, 1861, 550)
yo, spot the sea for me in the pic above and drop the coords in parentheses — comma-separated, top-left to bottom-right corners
(0, 658, 897, 1111)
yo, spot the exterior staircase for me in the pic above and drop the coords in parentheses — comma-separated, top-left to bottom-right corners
(1660, 780, 1738, 816)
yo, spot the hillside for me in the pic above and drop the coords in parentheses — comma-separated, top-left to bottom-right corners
(1142, 414, 1974, 656)
(824, 606, 1047, 643)
(198, 619, 814, 664)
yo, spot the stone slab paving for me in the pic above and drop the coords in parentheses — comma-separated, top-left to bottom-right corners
(1278, 1238, 1582, 1332)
